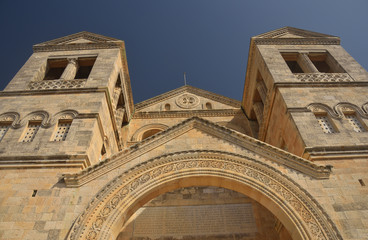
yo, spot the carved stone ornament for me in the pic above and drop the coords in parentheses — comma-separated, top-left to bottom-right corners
(135, 86, 240, 112)
(176, 94, 200, 109)
(0, 112, 21, 128)
(28, 79, 87, 90)
(61, 114, 74, 119)
(363, 102, 368, 115)
(50, 110, 79, 126)
(67, 150, 342, 240)
(294, 73, 353, 82)
(31, 115, 44, 121)
(335, 103, 368, 119)
(307, 103, 342, 119)
(19, 111, 51, 128)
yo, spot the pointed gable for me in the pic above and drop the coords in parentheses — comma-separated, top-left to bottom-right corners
(64, 117, 331, 187)
(33, 31, 124, 52)
(252, 26, 340, 45)
(135, 85, 240, 113)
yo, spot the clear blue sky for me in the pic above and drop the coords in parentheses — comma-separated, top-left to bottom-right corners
(0, 0, 367, 102)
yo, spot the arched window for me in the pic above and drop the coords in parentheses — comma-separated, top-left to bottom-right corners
(205, 102, 212, 110)
(315, 114, 336, 133)
(141, 129, 162, 140)
(164, 103, 171, 111)
(0, 122, 11, 142)
(53, 120, 72, 141)
(344, 113, 366, 132)
(131, 124, 169, 142)
(308, 104, 338, 134)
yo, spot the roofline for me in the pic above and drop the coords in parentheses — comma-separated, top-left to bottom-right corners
(33, 31, 124, 52)
(135, 85, 241, 111)
(251, 26, 340, 45)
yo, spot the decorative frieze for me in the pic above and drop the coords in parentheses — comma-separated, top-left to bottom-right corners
(133, 109, 240, 119)
(28, 79, 87, 90)
(294, 73, 353, 82)
(135, 86, 241, 111)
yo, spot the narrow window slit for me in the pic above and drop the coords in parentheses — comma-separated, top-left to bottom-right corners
(359, 179, 365, 187)
(32, 190, 38, 197)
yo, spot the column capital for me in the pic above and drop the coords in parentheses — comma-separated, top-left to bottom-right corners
(67, 57, 78, 65)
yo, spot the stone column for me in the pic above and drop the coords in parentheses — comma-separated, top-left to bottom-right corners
(60, 58, 78, 80)
(297, 53, 319, 73)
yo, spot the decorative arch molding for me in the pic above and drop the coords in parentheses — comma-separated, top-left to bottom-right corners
(131, 123, 169, 141)
(362, 102, 368, 115)
(307, 103, 341, 119)
(50, 109, 79, 125)
(67, 150, 342, 240)
(19, 110, 51, 128)
(334, 103, 368, 119)
(0, 112, 21, 128)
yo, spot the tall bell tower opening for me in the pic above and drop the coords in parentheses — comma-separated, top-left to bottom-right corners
(0, 32, 134, 169)
(242, 26, 368, 161)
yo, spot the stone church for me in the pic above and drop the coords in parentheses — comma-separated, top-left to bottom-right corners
(0, 27, 367, 240)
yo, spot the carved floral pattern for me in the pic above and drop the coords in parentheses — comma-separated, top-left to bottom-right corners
(335, 103, 368, 119)
(294, 73, 353, 82)
(0, 112, 20, 128)
(28, 79, 87, 90)
(307, 103, 342, 119)
(0, 110, 79, 129)
(176, 94, 200, 109)
(307, 103, 368, 119)
(20, 111, 50, 128)
(67, 151, 341, 240)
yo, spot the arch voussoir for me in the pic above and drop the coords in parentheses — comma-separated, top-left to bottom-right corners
(67, 150, 342, 240)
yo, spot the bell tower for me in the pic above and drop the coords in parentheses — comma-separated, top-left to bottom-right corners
(242, 27, 368, 161)
(0, 32, 134, 169)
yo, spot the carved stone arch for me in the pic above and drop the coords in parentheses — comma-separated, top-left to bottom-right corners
(51, 109, 79, 125)
(67, 150, 342, 240)
(0, 112, 21, 128)
(20, 110, 51, 128)
(131, 123, 169, 141)
(334, 102, 368, 119)
(307, 103, 341, 119)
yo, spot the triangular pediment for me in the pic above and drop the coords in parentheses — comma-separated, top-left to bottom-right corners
(254, 26, 336, 39)
(62, 38, 95, 44)
(276, 33, 304, 38)
(33, 31, 123, 52)
(64, 117, 331, 187)
(135, 85, 240, 113)
(252, 26, 340, 45)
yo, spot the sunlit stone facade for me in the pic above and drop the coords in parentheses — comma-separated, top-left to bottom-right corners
(0, 27, 367, 240)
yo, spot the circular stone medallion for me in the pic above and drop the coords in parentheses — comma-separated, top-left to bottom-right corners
(176, 94, 200, 109)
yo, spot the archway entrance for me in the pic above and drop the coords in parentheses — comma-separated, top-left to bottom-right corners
(116, 186, 291, 240)
(67, 150, 341, 240)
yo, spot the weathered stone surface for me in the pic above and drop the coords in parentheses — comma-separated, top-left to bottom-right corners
(0, 27, 367, 240)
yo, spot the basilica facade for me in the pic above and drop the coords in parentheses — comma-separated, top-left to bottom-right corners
(0, 27, 367, 239)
